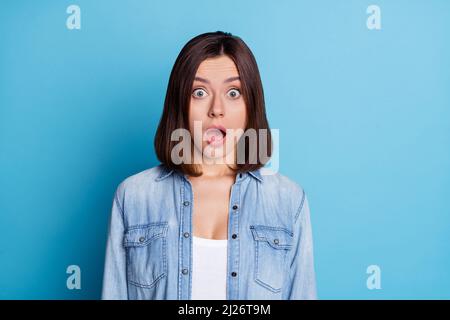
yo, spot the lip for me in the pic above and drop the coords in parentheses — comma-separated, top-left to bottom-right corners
(205, 124, 227, 134)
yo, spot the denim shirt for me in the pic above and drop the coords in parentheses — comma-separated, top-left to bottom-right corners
(101, 164, 317, 300)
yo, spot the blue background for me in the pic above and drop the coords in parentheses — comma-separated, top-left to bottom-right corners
(0, 0, 449, 299)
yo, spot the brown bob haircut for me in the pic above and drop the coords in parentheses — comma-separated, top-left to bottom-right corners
(154, 31, 272, 177)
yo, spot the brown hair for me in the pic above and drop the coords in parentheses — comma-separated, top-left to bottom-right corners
(154, 31, 272, 177)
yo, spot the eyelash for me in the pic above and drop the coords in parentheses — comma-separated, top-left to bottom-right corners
(227, 88, 241, 98)
(192, 88, 208, 98)
(191, 87, 241, 99)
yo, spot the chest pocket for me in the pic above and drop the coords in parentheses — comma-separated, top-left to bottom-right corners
(123, 222, 168, 289)
(250, 225, 293, 293)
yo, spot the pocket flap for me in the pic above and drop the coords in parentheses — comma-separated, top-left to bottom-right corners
(250, 225, 293, 249)
(124, 222, 168, 247)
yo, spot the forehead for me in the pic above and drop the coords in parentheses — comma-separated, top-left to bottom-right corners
(195, 55, 239, 79)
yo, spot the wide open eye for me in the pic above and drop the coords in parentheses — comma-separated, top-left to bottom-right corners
(227, 88, 241, 99)
(192, 88, 208, 99)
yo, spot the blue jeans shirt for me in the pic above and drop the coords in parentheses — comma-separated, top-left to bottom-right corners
(101, 164, 317, 300)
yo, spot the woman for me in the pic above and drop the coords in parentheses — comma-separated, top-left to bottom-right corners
(101, 31, 317, 300)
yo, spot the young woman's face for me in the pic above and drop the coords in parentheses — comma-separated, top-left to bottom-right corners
(188, 55, 247, 161)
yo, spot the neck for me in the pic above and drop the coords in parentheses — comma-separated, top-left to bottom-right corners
(197, 163, 236, 178)
(190, 144, 237, 178)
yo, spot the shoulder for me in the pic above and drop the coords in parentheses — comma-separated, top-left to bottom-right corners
(259, 170, 307, 220)
(262, 171, 304, 194)
(260, 170, 305, 199)
(114, 164, 167, 199)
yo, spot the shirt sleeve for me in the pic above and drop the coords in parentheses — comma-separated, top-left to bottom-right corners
(101, 187, 128, 300)
(284, 189, 318, 300)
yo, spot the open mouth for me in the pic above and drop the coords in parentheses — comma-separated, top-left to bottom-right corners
(205, 126, 227, 145)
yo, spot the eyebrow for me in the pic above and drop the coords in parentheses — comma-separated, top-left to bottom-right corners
(194, 76, 240, 84)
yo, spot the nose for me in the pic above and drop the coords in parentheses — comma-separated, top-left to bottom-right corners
(208, 95, 224, 118)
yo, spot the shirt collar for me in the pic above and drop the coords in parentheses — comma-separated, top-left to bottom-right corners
(154, 164, 174, 181)
(247, 168, 262, 182)
(155, 164, 263, 183)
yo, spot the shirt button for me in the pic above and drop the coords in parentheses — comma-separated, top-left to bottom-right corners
(231, 272, 237, 277)
(183, 201, 190, 206)
(232, 204, 238, 210)
(182, 268, 189, 275)
(138, 236, 146, 243)
(232, 234, 238, 239)
(273, 238, 279, 245)
(183, 232, 190, 238)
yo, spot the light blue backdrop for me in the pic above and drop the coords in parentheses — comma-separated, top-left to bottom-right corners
(0, 0, 449, 299)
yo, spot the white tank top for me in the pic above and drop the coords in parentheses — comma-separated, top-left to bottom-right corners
(191, 236, 228, 300)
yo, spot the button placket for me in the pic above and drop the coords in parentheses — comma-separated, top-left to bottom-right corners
(180, 176, 194, 300)
(227, 179, 243, 300)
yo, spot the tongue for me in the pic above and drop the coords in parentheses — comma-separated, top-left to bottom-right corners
(205, 128, 224, 143)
